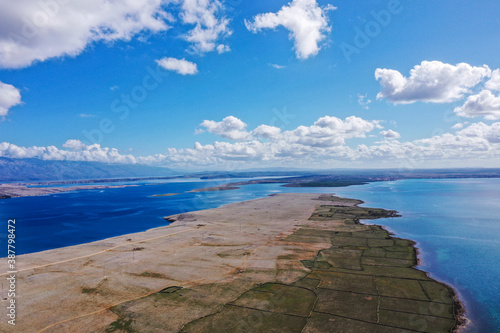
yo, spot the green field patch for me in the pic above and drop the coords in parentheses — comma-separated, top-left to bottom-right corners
(353, 230, 391, 239)
(362, 265, 429, 279)
(394, 238, 414, 247)
(181, 305, 307, 333)
(375, 277, 429, 301)
(293, 278, 321, 289)
(361, 256, 414, 267)
(367, 239, 394, 247)
(317, 247, 363, 270)
(385, 251, 415, 260)
(304, 312, 415, 333)
(314, 289, 378, 322)
(230, 283, 316, 317)
(379, 309, 456, 332)
(380, 296, 455, 318)
(384, 245, 414, 253)
(309, 271, 377, 294)
(420, 281, 454, 304)
(363, 247, 387, 258)
(301, 259, 333, 270)
(331, 236, 368, 247)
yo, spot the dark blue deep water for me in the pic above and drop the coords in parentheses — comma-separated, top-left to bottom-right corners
(0, 178, 498, 332)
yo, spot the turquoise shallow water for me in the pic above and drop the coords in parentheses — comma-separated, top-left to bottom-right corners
(0, 178, 498, 331)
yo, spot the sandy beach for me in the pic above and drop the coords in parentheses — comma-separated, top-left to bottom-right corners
(0, 193, 463, 332)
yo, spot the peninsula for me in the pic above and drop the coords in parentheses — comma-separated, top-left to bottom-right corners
(0, 193, 463, 332)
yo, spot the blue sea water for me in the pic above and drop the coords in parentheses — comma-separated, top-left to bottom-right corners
(0, 178, 498, 332)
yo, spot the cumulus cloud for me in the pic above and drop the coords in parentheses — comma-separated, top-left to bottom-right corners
(375, 61, 491, 104)
(0, 0, 232, 69)
(0, 81, 22, 117)
(2, 118, 500, 168)
(198, 115, 379, 147)
(156, 57, 198, 75)
(454, 90, 500, 120)
(245, 0, 335, 59)
(252, 124, 282, 139)
(380, 129, 400, 139)
(0, 140, 140, 164)
(199, 116, 252, 141)
(180, 0, 231, 53)
(0, 0, 173, 68)
(485, 69, 500, 91)
(283, 115, 379, 147)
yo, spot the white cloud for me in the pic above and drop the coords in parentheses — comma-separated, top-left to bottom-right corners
(485, 69, 500, 91)
(156, 57, 198, 75)
(283, 115, 379, 147)
(199, 115, 379, 147)
(245, 0, 335, 59)
(0, 81, 22, 117)
(216, 44, 230, 54)
(375, 61, 491, 104)
(78, 113, 97, 118)
(0, 140, 139, 164)
(357, 93, 371, 109)
(380, 129, 400, 139)
(180, 0, 231, 53)
(2, 120, 500, 168)
(252, 124, 281, 139)
(0, 0, 233, 69)
(199, 116, 252, 140)
(454, 90, 500, 120)
(270, 63, 286, 69)
(62, 139, 87, 151)
(0, 0, 173, 69)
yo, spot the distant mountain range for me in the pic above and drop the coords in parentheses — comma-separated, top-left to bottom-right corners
(0, 158, 175, 182)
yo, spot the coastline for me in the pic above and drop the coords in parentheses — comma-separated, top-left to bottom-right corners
(0, 193, 464, 332)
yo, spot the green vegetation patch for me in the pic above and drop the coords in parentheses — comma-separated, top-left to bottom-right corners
(301, 259, 333, 270)
(375, 277, 429, 301)
(181, 305, 307, 333)
(309, 271, 377, 295)
(304, 312, 416, 333)
(420, 281, 454, 304)
(379, 309, 456, 333)
(314, 289, 378, 322)
(380, 296, 455, 318)
(106, 318, 136, 333)
(293, 278, 321, 289)
(310, 206, 400, 221)
(137, 271, 167, 279)
(361, 256, 414, 268)
(230, 283, 316, 317)
(363, 247, 387, 258)
(331, 236, 368, 247)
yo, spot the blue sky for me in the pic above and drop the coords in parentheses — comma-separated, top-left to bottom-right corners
(1, 0, 500, 169)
